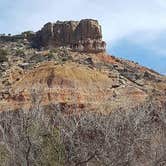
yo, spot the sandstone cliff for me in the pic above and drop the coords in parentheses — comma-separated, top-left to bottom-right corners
(32, 19, 106, 52)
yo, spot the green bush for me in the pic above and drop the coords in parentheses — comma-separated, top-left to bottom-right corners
(0, 49, 8, 62)
(15, 49, 25, 57)
(40, 128, 65, 166)
(22, 31, 34, 37)
(0, 144, 10, 165)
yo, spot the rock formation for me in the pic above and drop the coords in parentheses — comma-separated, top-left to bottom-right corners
(32, 19, 106, 52)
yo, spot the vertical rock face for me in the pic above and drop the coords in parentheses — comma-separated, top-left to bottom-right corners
(74, 19, 102, 41)
(32, 19, 106, 52)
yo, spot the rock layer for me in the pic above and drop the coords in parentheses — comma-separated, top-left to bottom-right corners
(0, 45, 165, 113)
(32, 19, 106, 52)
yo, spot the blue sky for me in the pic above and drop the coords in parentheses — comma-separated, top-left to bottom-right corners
(0, 0, 166, 74)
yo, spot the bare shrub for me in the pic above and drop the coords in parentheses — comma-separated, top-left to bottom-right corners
(0, 96, 165, 166)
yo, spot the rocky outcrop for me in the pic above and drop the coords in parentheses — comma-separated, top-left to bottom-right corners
(32, 19, 106, 53)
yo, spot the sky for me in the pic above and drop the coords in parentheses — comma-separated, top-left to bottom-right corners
(0, 0, 166, 74)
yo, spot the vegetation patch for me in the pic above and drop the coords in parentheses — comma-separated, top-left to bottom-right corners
(0, 49, 8, 62)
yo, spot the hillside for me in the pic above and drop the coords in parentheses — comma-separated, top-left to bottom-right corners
(0, 39, 165, 112)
